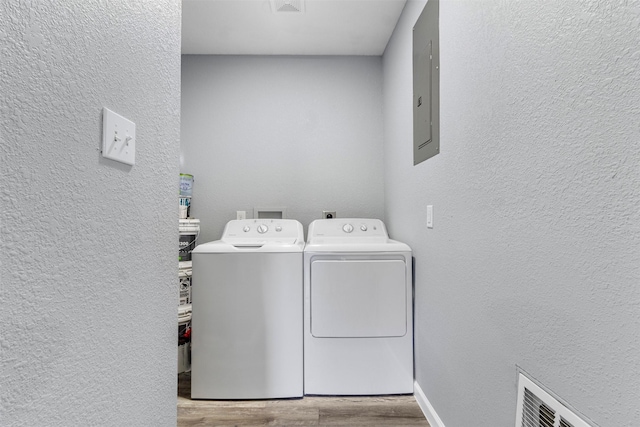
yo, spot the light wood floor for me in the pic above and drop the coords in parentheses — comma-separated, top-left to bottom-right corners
(178, 373, 430, 426)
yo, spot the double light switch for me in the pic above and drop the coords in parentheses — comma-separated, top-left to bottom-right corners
(102, 107, 136, 166)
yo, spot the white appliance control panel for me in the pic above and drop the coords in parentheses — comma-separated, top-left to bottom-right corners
(310, 218, 387, 239)
(223, 219, 303, 243)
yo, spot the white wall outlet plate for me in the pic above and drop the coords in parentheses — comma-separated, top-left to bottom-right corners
(102, 107, 136, 166)
(236, 210, 246, 220)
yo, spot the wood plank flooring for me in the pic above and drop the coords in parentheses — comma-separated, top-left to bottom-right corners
(178, 373, 429, 426)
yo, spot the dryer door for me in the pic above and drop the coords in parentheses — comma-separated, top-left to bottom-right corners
(310, 259, 407, 338)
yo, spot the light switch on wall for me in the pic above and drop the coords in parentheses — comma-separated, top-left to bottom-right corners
(102, 107, 136, 166)
(427, 205, 433, 228)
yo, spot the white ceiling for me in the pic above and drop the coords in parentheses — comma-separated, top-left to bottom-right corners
(182, 0, 407, 56)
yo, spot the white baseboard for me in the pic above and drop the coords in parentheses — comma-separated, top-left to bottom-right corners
(414, 381, 446, 427)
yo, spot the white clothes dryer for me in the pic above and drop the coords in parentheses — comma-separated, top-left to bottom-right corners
(191, 219, 304, 399)
(304, 219, 413, 395)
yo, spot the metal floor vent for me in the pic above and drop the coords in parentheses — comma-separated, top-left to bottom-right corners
(515, 374, 592, 427)
(271, 0, 304, 13)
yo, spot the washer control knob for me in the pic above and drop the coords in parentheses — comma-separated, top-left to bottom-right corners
(342, 223, 354, 233)
(257, 224, 269, 234)
(275, 226, 282, 232)
(243, 226, 250, 232)
(360, 224, 368, 231)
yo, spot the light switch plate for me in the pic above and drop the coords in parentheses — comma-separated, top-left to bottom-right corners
(427, 205, 433, 228)
(102, 107, 136, 165)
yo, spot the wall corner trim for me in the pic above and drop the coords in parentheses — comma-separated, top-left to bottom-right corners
(414, 380, 446, 427)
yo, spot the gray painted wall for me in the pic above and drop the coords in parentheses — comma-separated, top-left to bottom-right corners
(0, 2, 180, 426)
(181, 55, 385, 242)
(384, 0, 640, 426)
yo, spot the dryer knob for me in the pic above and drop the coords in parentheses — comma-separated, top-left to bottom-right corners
(275, 226, 282, 232)
(257, 224, 269, 234)
(342, 223, 354, 233)
(243, 226, 250, 232)
(360, 225, 368, 231)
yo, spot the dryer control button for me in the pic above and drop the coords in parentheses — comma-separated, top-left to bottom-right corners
(342, 224, 354, 233)
(243, 226, 250, 232)
(257, 224, 269, 234)
(360, 225, 368, 231)
(275, 226, 282, 232)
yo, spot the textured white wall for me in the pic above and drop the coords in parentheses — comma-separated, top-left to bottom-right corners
(384, 0, 640, 426)
(0, 2, 180, 426)
(181, 55, 385, 242)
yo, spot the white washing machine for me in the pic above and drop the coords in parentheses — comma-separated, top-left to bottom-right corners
(304, 218, 413, 395)
(191, 219, 304, 399)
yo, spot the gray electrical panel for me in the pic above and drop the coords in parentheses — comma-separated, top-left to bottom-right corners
(413, 0, 440, 165)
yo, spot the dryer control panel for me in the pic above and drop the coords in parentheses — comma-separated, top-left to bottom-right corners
(307, 218, 388, 243)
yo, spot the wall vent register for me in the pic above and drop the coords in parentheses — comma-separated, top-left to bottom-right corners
(515, 373, 593, 427)
(271, 0, 304, 13)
